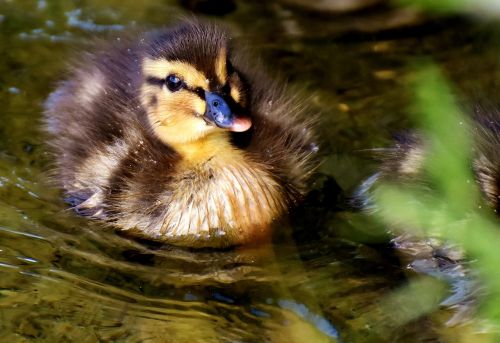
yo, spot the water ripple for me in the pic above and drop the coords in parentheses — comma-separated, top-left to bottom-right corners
(0, 226, 47, 241)
(65, 9, 125, 32)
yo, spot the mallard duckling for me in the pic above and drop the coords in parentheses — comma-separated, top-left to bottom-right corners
(354, 105, 500, 213)
(44, 20, 316, 248)
(353, 105, 500, 324)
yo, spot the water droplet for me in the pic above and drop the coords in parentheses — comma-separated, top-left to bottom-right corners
(8, 87, 20, 94)
(215, 230, 226, 236)
(37, 0, 47, 10)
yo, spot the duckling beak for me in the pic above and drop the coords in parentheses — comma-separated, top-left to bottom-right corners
(204, 92, 252, 132)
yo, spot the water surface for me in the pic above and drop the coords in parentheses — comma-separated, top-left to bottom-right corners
(1, 1, 499, 341)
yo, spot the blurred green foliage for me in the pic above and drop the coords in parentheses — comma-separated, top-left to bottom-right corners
(373, 64, 500, 336)
(396, 0, 500, 17)
(365, 1, 500, 337)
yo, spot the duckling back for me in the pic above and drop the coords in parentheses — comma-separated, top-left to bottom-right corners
(354, 105, 500, 212)
(44, 20, 317, 248)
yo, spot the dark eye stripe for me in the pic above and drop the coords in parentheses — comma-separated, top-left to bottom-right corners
(146, 76, 165, 87)
(145, 78, 232, 103)
(182, 84, 234, 101)
(221, 83, 231, 95)
(185, 86, 205, 100)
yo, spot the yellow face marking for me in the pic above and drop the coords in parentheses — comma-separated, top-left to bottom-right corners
(140, 57, 243, 163)
(140, 58, 215, 148)
(143, 58, 209, 90)
(215, 47, 227, 85)
(141, 80, 211, 146)
(230, 86, 240, 103)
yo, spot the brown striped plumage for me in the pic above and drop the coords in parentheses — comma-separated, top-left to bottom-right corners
(354, 105, 500, 214)
(44, 20, 317, 248)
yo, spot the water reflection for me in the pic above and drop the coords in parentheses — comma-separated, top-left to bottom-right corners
(0, 214, 343, 341)
(1, 0, 499, 341)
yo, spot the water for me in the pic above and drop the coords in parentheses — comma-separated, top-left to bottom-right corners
(1, 0, 499, 341)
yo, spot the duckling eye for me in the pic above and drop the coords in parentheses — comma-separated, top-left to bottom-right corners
(166, 74, 183, 92)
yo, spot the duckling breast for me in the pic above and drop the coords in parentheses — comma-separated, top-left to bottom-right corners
(108, 151, 286, 247)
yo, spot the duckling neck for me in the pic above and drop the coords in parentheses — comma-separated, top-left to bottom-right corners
(174, 131, 235, 165)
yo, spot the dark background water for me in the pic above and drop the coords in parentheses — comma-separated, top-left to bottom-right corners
(1, 0, 499, 342)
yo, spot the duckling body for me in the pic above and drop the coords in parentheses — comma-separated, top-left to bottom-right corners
(44, 21, 316, 247)
(355, 105, 500, 213)
(353, 105, 500, 324)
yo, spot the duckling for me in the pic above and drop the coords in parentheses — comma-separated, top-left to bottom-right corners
(44, 20, 317, 248)
(354, 104, 500, 213)
(353, 105, 500, 324)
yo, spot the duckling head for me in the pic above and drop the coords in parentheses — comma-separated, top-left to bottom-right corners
(140, 21, 251, 156)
